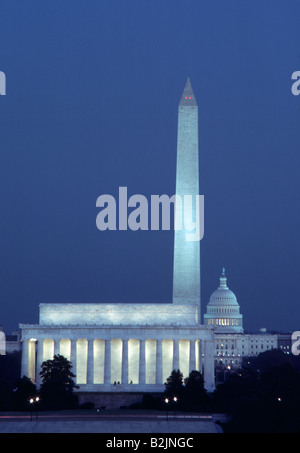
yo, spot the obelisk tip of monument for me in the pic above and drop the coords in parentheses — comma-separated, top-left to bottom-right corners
(179, 77, 197, 106)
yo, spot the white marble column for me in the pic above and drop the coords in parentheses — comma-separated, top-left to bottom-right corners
(87, 339, 94, 385)
(121, 339, 128, 385)
(156, 340, 163, 384)
(21, 340, 29, 378)
(104, 339, 111, 385)
(70, 339, 77, 378)
(203, 340, 215, 392)
(54, 339, 60, 356)
(173, 339, 180, 371)
(28, 340, 37, 383)
(189, 339, 196, 372)
(139, 339, 146, 385)
(36, 339, 44, 388)
(198, 339, 203, 373)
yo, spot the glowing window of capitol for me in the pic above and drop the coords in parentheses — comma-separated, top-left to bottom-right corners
(215, 318, 230, 326)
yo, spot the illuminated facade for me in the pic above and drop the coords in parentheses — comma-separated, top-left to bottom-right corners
(214, 333, 278, 368)
(20, 304, 215, 391)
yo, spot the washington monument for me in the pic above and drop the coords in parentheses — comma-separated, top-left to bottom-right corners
(173, 78, 201, 317)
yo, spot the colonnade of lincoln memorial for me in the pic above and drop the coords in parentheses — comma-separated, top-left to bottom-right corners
(20, 334, 215, 391)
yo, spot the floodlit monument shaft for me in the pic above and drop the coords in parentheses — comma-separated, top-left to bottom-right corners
(173, 78, 200, 315)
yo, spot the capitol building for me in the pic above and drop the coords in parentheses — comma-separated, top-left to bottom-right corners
(204, 269, 279, 370)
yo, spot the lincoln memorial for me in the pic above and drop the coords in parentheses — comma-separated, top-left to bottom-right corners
(20, 303, 215, 392)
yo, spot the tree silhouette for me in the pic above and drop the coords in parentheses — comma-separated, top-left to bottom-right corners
(39, 354, 79, 410)
(12, 376, 37, 411)
(184, 370, 208, 411)
(164, 369, 184, 400)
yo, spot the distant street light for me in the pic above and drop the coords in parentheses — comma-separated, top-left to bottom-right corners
(29, 398, 34, 421)
(35, 397, 40, 419)
(173, 397, 178, 418)
(164, 398, 169, 420)
(29, 396, 40, 421)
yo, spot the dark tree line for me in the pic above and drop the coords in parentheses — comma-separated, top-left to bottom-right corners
(164, 369, 209, 411)
(213, 349, 300, 432)
(0, 353, 78, 411)
(137, 349, 300, 432)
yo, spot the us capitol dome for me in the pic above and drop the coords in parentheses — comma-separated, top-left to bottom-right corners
(204, 268, 244, 333)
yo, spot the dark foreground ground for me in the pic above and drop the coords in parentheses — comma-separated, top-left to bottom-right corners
(0, 409, 225, 433)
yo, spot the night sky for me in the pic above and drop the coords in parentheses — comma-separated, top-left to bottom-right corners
(0, 0, 299, 334)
